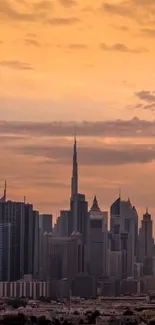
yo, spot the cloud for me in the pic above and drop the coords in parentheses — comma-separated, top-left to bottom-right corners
(46, 17, 80, 25)
(59, 0, 77, 8)
(100, 43, 148, 53)
(0, 0, 52, 23)
(67, 43, 88, 50)
(102, 2, 132, 17)
(0, 0, 36, 21)
(81, 6, 95, 13)
(24, 39, 41, 47)
(140, 28, 155, 37)
(112, 25, 129, 31)
(33, 0, 53, 11)
(34, 180, 69, 189)
(133, 0, 155, 5)
(26, 33, 37, 38)
(143, 103, 155, 111)
(0, 60, 33, 70)
(36, 200, 69, 208)
(0, 117, 155, 138)
(135, 90, 155, 102)
(134, 103, 144, 109)
(102, 1, 155, 23)
(128, 97, 155, 112)
(7, 142, 155, 166)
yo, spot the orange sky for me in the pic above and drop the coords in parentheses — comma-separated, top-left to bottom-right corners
(1, 0, 155, 228)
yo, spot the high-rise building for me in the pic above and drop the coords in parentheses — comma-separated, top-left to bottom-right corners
(109, 251, 122, 278)
(109, 196, 138, 278)
(39, 213, 52, 277)
(49, 136, 90, 277)
(139, 209, 154, 275)
(0, 200, 25, 281)
(24, 205, 40, 276)
(0, 184, 39, 281)
(70, 136, 90, 274)
(24, 203, 34, 275)
(53, 210, 72, 237)
(71, 134, 78, 198)
(52, 136, 90, 275)
(39, 214, 53, 233)
(43, 232, 83, 282)
(0, 223, 11, 281)
(0, 181, 7, 202)
(89, 196, 109, 278)
(33, 210, 39, 276)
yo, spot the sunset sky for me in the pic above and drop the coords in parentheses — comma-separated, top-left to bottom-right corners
(1, 0, 155, 226)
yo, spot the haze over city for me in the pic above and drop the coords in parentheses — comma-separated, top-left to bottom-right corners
(1, 0, 155, 223)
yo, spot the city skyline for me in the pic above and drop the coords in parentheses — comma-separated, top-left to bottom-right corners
(0, 131, 154, 231)
(0, 127, 154, 298)
(1, 0, 155, 222)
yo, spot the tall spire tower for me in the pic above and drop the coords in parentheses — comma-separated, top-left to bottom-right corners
(4, 180, 7, 202)
(0, 180, 7, 202)
(71, 133, 78, 198)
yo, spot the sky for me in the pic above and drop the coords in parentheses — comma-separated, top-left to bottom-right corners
(1, 0, 155, 226)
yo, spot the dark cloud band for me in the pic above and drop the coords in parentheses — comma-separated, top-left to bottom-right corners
(0, 118, 155, 138)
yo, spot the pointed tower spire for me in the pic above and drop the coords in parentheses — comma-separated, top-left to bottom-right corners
(0, 181, 7, 202)
(71, 132, 78, 198)
(119, 188, 121, 199)
(4, 180, 7, 202)
(90, 195, 101, 212)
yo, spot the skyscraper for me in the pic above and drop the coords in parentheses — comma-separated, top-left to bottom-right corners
(89, 196, 109, 278)
(109, 196, 138, 278)
(51, 136, 90, 276)
(24, 203, 34, 275)
(139, 209, 154, 275)
(33, 210, 39, 276)
(71, 134, 78, 198)
(0, 223, 11, 281)
(0, 182, 40, 281)
(0, 200, 25, 281)
(70, 136, 90, 273)
(46, 233, 83, 282)
(39, 214, 53, 233)
(0, 181, 7, 202)
(39, 213, 52, 276)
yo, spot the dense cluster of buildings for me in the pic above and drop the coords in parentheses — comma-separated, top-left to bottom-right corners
(0, 137, 155, 299)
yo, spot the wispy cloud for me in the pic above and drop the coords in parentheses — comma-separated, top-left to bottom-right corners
(0, 118, 155, 138)
(7, 142, 155, 166)
(140, 28, 155, 37)
(111, 25, 129, 32)
(0, 0, 36, 21)
(102, 0, 155, 24)
(67, 43, 88, 50)
(59, 0, 77, 8)
(33, 0, 53, 11)
(100, 43, 148, 53)
(143, 103, 155, 111)
(0, 60, 33, 70)
(102, 2, 132, 18)
(24, 38, 41, 47)
(0, 0, 52, 23)
(135, 90, 155, 102)
(47, 17, 80, 25)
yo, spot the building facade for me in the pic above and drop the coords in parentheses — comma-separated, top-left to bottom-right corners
(109, 196, 138, 279)
(89, 196, 109, 278)
(139, 209, 154, 275)
(0, 223, 11, 281)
